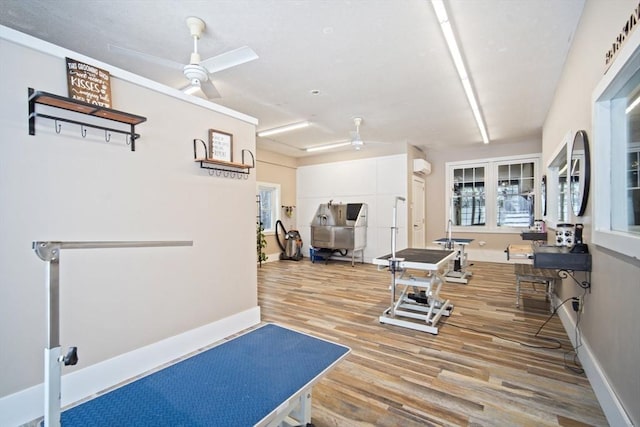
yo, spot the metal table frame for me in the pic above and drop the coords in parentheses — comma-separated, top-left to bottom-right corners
(373, 248, 455, 334)
(433, 237, 474, 284)
(32, 240, 193, 427)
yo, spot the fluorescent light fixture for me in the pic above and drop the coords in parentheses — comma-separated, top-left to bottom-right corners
(305, 141, 351, 152)
(257, 121, 310, 137)
(431, 0, 490, 144)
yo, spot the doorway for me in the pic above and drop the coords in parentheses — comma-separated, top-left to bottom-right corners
(412, 175, 426, 248)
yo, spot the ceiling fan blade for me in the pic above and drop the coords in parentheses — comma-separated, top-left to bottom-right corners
(201, 81, 221, 99)
(180, 83, 207, 100)
(180, 80, 221, 100)
(200, 46, 258, 74)
(107, 44, 184, 70)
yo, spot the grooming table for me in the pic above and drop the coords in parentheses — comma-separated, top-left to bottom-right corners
(433, 237, 474, 283)
(55, 324, 350, 427)
(373, 248, 455, 334)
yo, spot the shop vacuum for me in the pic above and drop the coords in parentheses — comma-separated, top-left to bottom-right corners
(275, 220, 303, 261)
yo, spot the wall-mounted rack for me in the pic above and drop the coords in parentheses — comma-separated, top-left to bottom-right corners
(193, 139, 255, 179)
(28, 88, 147, 151)
(282, 205, 296, 217)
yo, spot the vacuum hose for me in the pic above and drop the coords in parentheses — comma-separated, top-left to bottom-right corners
(275, 220, 287, 253)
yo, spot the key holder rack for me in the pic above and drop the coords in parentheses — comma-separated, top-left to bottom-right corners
(28, 88, 147, 151)
(192, 138, 255, 179)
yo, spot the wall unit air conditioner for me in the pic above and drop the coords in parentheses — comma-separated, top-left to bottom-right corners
(413, 158, 432, 175)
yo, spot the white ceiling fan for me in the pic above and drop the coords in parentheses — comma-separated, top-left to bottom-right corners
(108, 16, 258, 99)
(305, 117, 366, 152)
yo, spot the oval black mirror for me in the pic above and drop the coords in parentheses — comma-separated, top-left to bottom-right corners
(570, 130, 590, 216)
(541, 175, 547, 217)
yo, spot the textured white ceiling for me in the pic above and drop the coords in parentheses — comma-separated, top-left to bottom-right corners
(0, 0, 585, 157)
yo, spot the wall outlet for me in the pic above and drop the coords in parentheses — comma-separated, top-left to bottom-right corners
(572, 296, 584, 313)
(571, 296, 584, 313)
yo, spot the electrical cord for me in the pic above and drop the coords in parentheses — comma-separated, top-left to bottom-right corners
(444, 297, 575, 351)
(563, 287, 588, 374)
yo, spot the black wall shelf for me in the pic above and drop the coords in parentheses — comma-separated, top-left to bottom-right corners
(28, 88, 147, 151)
(533, 245, 592, 289)
(193, 139, 255, 179)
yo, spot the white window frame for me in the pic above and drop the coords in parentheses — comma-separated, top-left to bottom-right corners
(257, 182, 281, 235)
(446, 154, 541, 233)
(592, 26, 640, 260)
(545, 131, 573, 229)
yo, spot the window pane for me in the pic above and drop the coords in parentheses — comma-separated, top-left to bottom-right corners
(497, 161, 535, 227)
(453, 166, 485, 226)
(259, 189, 273, 230)
(257, 183, 281, 233)
(628, 146, 640, 231)
(611, 73, 640, 234)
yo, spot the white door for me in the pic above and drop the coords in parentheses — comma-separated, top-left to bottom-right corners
(412, 175, 426, 248)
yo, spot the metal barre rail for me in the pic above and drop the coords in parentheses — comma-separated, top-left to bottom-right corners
(33, 240, 193, 261)
(32, 239, 193, 427)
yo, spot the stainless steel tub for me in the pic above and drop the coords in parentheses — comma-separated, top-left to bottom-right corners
(310, 202, 367, 265)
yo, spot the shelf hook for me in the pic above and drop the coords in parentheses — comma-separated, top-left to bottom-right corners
(105, 130, 111, 143)
(54, 120, 61, 134)
(126, 134, 131, 146)
(208, 169, 215, 176)
(80, 125, 87, 138)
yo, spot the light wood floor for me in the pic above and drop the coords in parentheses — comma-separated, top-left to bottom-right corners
(258, 259, 608, 427)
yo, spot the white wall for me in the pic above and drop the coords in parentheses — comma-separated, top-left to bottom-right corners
(297, 154, 408, 262)
(0, 29, 259, 424)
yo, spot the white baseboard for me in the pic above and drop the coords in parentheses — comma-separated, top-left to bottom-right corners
(555, 300, 634, 426)
(0, 306, 261, 427)
(265, 252, 282, 263)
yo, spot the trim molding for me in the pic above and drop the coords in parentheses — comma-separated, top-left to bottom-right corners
(0, 307, 261, 427)
(555, 299, 634, 427)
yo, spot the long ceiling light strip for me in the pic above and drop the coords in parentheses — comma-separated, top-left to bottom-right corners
(257, 121, 310, 137)
(305, 141, 351, 152)
(431, 0, 490, 144)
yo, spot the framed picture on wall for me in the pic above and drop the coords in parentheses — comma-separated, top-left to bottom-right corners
(208, 129, 233, 162)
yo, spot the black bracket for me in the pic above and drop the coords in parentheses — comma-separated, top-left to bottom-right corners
(558, 269, 591, 291)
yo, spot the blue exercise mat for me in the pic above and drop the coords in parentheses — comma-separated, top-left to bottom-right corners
(59, 323, 349, 426)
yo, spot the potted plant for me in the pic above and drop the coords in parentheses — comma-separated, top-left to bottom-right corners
(257, 222, 268, 266)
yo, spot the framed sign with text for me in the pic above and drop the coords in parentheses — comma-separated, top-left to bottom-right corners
(65, 57, 112, 108)
(208, 129, 233, 162)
